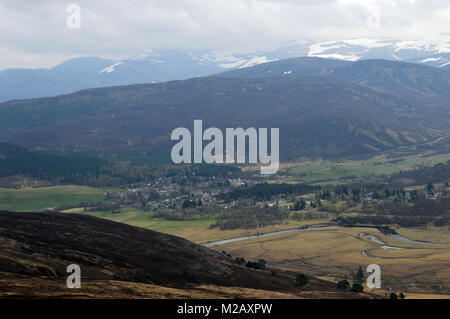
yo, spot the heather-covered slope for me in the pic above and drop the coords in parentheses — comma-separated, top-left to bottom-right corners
(0, 75, 448, 159)
(0, 211, 377, 298)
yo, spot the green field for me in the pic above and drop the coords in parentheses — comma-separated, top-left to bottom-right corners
(0, 185, 106, 212)
(285, 153, 450, 184)
(79, 208, 215, 234)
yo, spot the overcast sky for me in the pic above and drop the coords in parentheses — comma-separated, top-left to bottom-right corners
(0, 0, 449, 69)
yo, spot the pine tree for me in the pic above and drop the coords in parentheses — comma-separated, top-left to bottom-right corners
(426, 181, 434, 195)
(356, 266, 364, 283)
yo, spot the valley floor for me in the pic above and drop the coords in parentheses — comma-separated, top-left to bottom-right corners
(1, 152, 450, 298)
(211, 226, 450, 296)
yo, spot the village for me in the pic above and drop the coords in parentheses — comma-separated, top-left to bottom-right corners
(105, 176, 265, 212)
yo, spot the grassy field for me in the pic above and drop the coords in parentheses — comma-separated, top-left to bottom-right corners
(66, 207, 331, 244)
(395, 227, 450, 244)
(0, 185, 106, 212)
(283, 152, 450, 184)
(214, 226, 450, 295)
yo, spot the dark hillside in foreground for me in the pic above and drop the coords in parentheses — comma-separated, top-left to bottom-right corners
(0, 211, 377, 298)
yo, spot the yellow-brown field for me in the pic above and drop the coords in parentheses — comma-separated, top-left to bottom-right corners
(63, 208, 450, 297)
(396, 227, 450, 244)
(213, 226, 450, 295)
(65, 208, 331, 244)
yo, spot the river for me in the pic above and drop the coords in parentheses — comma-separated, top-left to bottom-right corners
(201, 225, 336, 247)
(389, 234, 450, 247)
(201, 225, 450, 248)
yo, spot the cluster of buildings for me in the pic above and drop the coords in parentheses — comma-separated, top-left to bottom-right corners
(108, 177, 253, 211)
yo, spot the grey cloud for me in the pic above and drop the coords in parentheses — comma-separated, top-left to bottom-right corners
(0, 0, 449, 69)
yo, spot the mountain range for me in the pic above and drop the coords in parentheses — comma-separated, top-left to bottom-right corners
(1, 35, 449, 102)
(220, 57, 450, 103)
(0, 57, 448, 160)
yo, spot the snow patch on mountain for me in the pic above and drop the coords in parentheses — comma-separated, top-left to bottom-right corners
(304, 35, 450, 66)
(341, 38, 390, 48)
(238, 56, 275, 68)
(132, 50, 157, 60)
(99, 62, 122, 73)
(198, 52, 275, 69)
(130, 50, 165, 64)
(309, 42, 347, 56)
(197, 52, 243, 68)
(312, 53, 360, 61)
(307, 38, 392, 61)
(133, 53, 152, 60)
(421, 57, 443, 63)
(395, 34, 450, 53)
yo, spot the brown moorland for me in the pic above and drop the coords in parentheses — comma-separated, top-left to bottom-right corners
(0, 210, 379, 299)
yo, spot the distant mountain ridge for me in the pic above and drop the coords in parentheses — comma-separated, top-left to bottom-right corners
(0, 35, 449, 102)
(219, 57, 450, 103)
(0, 51, 273, 103)
(295, 35, 450, 67)
(0, 58, 449, 160)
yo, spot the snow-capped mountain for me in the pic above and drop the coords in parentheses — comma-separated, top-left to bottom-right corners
(302, 34, 450, 68)
(0, 34, 449, 102)
(0, 50, 276, 102)
(93, 49, 276, 83)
